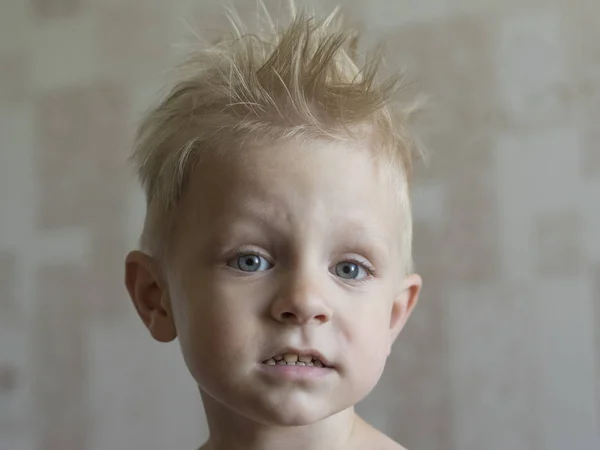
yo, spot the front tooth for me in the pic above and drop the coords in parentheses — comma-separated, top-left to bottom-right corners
(298, 355, 312, 363)
(283, 354, 299, 362)
(266, 358, 276, 365)
(296, 362, 306, 366)
(314, 360, 324, 367)
(274, 355, 284, 361)
(306, 361, 314, 366)
(277, 360, 287, 365)
(287, 361, 297, 366)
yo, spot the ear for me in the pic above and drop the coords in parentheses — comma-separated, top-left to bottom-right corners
(387, 273, 422, 355)
(124, 250, 177, 343)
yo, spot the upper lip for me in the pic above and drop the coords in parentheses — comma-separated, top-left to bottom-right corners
(263, 347, 334, 367)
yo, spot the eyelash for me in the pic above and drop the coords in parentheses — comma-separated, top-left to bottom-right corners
(342, 257, 377, 277)
(232, 248, 272, 262)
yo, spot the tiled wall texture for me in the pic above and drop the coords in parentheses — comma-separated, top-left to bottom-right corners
(1, 1, 598, 449)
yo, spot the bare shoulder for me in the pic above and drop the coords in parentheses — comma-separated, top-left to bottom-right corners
(354, 416, 408, 450)
(369, 430, 408, 450)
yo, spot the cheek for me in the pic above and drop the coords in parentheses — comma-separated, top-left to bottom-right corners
(343, 304, 392, 388)
(356, 323, 390, 375)
(171, 281, 260, 381)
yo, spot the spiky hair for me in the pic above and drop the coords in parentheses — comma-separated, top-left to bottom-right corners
(131, 4, 422, 273)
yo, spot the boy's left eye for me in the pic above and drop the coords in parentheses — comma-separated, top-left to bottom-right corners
(333, 261, 369, 281)
(227, 253, 272, 272)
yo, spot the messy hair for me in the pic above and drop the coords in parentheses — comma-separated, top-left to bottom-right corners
(131, 3, 423, 274)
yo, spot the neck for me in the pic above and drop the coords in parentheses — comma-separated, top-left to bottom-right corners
(199, 391, 363, 450)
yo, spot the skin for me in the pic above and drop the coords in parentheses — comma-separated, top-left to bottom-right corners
(125, 137, 422, 450)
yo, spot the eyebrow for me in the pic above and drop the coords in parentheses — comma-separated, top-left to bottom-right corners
(211, 204, 393, 261)
(330, 220, 392, 260)
(210, 206, 286, 240)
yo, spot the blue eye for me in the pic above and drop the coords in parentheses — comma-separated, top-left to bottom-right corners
(334, 261, 369, 280)
(228, 253, 272, 272)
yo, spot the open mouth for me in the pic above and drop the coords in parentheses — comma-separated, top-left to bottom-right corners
(261, 353, 332, 369)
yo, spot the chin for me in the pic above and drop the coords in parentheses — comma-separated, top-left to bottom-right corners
(251, 396, 335, 427)
(259, 407, 330, 427)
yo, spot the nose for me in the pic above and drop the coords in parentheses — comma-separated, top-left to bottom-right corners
(270, 269, 332, 326)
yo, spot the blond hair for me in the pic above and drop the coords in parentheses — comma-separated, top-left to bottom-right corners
(131, 4, 422, 274)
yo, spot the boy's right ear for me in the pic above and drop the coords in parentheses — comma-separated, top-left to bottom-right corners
(124, 250, 177, 343)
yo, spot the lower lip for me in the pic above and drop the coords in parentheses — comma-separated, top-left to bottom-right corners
(259, 363, 334, 380)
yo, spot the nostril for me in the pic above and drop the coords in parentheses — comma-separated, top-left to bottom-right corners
(281, 312, 295, 319)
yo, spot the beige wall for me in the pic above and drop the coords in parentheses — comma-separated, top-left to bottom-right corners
(1, 0, 598, 449)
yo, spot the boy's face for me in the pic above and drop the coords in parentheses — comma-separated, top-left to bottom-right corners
(129, 138, 421, 426)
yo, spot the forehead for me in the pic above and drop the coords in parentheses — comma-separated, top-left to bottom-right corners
(180, 138, 400, 227)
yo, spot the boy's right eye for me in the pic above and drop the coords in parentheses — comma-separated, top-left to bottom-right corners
(227, 253, 273, 272)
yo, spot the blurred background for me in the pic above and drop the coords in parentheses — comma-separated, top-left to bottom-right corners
(0, 0, 598, 449)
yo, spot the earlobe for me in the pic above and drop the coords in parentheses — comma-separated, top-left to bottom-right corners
(388, 273, 422, 354)
(124, 250, 177, 343)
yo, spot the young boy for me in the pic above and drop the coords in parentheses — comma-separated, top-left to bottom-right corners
(125, 5, 423, 450)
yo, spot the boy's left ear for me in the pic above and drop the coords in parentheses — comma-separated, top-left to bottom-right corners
(388, 273, 422, 354)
